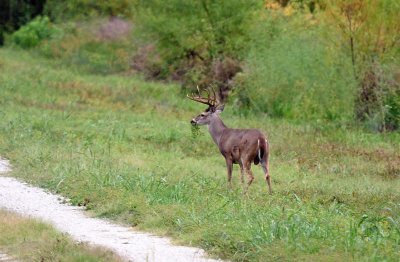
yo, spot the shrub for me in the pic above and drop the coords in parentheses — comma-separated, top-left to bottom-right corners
(134, 0, 260, 99)
(384, 87, 400, 131)
(0, 0, 46, 46)
(12, 16, 54, 49)
(357, 64, 400, 131)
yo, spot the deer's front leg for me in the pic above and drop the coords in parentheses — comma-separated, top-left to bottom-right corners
(225, 158, 233, 189)
(238, 161, 245, 184)
(243, 162, 254, 194)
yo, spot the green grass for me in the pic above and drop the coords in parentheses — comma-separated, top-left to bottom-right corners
(0, 209, 122, 261)
(0, 48, 399, 261)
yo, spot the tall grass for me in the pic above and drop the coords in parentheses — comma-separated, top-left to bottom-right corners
(236, 10, 357, 122)
(0, 48, 399, 261)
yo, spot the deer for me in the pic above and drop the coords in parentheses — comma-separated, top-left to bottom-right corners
(188, 88, 272, 194)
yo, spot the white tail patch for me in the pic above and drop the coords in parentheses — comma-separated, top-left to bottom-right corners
(258, 139, 262, 161)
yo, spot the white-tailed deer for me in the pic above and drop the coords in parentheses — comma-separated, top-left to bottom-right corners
(188, 88, 271, 194)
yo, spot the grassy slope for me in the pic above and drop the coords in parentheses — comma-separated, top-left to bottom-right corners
(0, 210, 121, 261)
(0, 48, 399, 261)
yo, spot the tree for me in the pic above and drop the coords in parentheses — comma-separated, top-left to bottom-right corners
(325, 0, 400, 130)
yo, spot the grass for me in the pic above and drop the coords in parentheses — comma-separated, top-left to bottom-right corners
(0, 209, 122, 261)
(0, 48, 399, 261)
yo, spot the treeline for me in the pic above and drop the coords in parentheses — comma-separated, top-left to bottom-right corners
(0, 0, 45, 44)
(1, 0, 399, 131)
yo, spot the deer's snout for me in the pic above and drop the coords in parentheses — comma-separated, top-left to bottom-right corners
(190, 119, 197, 125)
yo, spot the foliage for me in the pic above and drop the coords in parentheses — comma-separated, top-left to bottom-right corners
(324, 0, 399, 71)
(136, 0, 258, 60)
(0, 0, 46, 45)
(267, 0, 320, 11)
(44, 0, 135, 20)
(234, 9, 356, 122)
(323, 0, 400, 130)
(384, 77, 400, 130)
(11, 16, 55, 49)
(0, 49, 399, 261)
(134, 0, 260, 96)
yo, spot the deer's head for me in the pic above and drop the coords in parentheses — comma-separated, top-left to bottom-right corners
(188, 87, 225, 126)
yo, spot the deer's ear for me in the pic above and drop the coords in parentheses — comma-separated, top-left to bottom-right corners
(215, 104, 225, 114)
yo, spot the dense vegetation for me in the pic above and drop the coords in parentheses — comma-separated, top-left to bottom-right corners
(0, 0, 399, 261)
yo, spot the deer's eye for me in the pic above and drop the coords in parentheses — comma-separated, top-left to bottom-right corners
(200, 113, 206, 117)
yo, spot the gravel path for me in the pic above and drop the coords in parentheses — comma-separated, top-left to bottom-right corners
(0, 158, 218, 262)
(0, 252, 17, 262)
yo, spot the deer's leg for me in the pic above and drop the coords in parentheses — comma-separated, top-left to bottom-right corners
(244, 162, 254, 194)
(225, 158, 233, 189)
(261, 161, 272, 194)
(238, 161, 245, 184)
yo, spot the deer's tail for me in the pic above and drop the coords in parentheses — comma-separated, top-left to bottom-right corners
(254, 138, 268, 165)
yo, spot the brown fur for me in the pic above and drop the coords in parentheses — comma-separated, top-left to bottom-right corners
(191, 110, 271, 194)
(188, 89, 271, 193)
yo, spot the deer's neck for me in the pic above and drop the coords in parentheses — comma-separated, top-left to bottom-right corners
(208, 115, 227, 146)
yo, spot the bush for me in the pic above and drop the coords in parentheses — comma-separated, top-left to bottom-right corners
(12, 16, 54, 48)
(384, 87, 400, 131)
(357, 65, 400, 131)
(0, 0, 46, 46)
(135, 0, 259, 61)
(134, 0, 260, 99)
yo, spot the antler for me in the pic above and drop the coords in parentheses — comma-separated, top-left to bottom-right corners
(187, 86, 219, 107)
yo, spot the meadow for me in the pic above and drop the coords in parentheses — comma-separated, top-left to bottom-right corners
(0, 48, 399, 261)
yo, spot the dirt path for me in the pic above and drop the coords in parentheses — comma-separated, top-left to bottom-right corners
(0, 158, 219, 262)
(0, 252, 17, 262)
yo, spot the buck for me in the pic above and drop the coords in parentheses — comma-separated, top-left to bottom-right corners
(188, 89, 271, 194)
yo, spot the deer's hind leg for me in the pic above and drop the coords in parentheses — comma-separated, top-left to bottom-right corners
(243, 161, 254, 194)
(261, 160, 272, 194)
